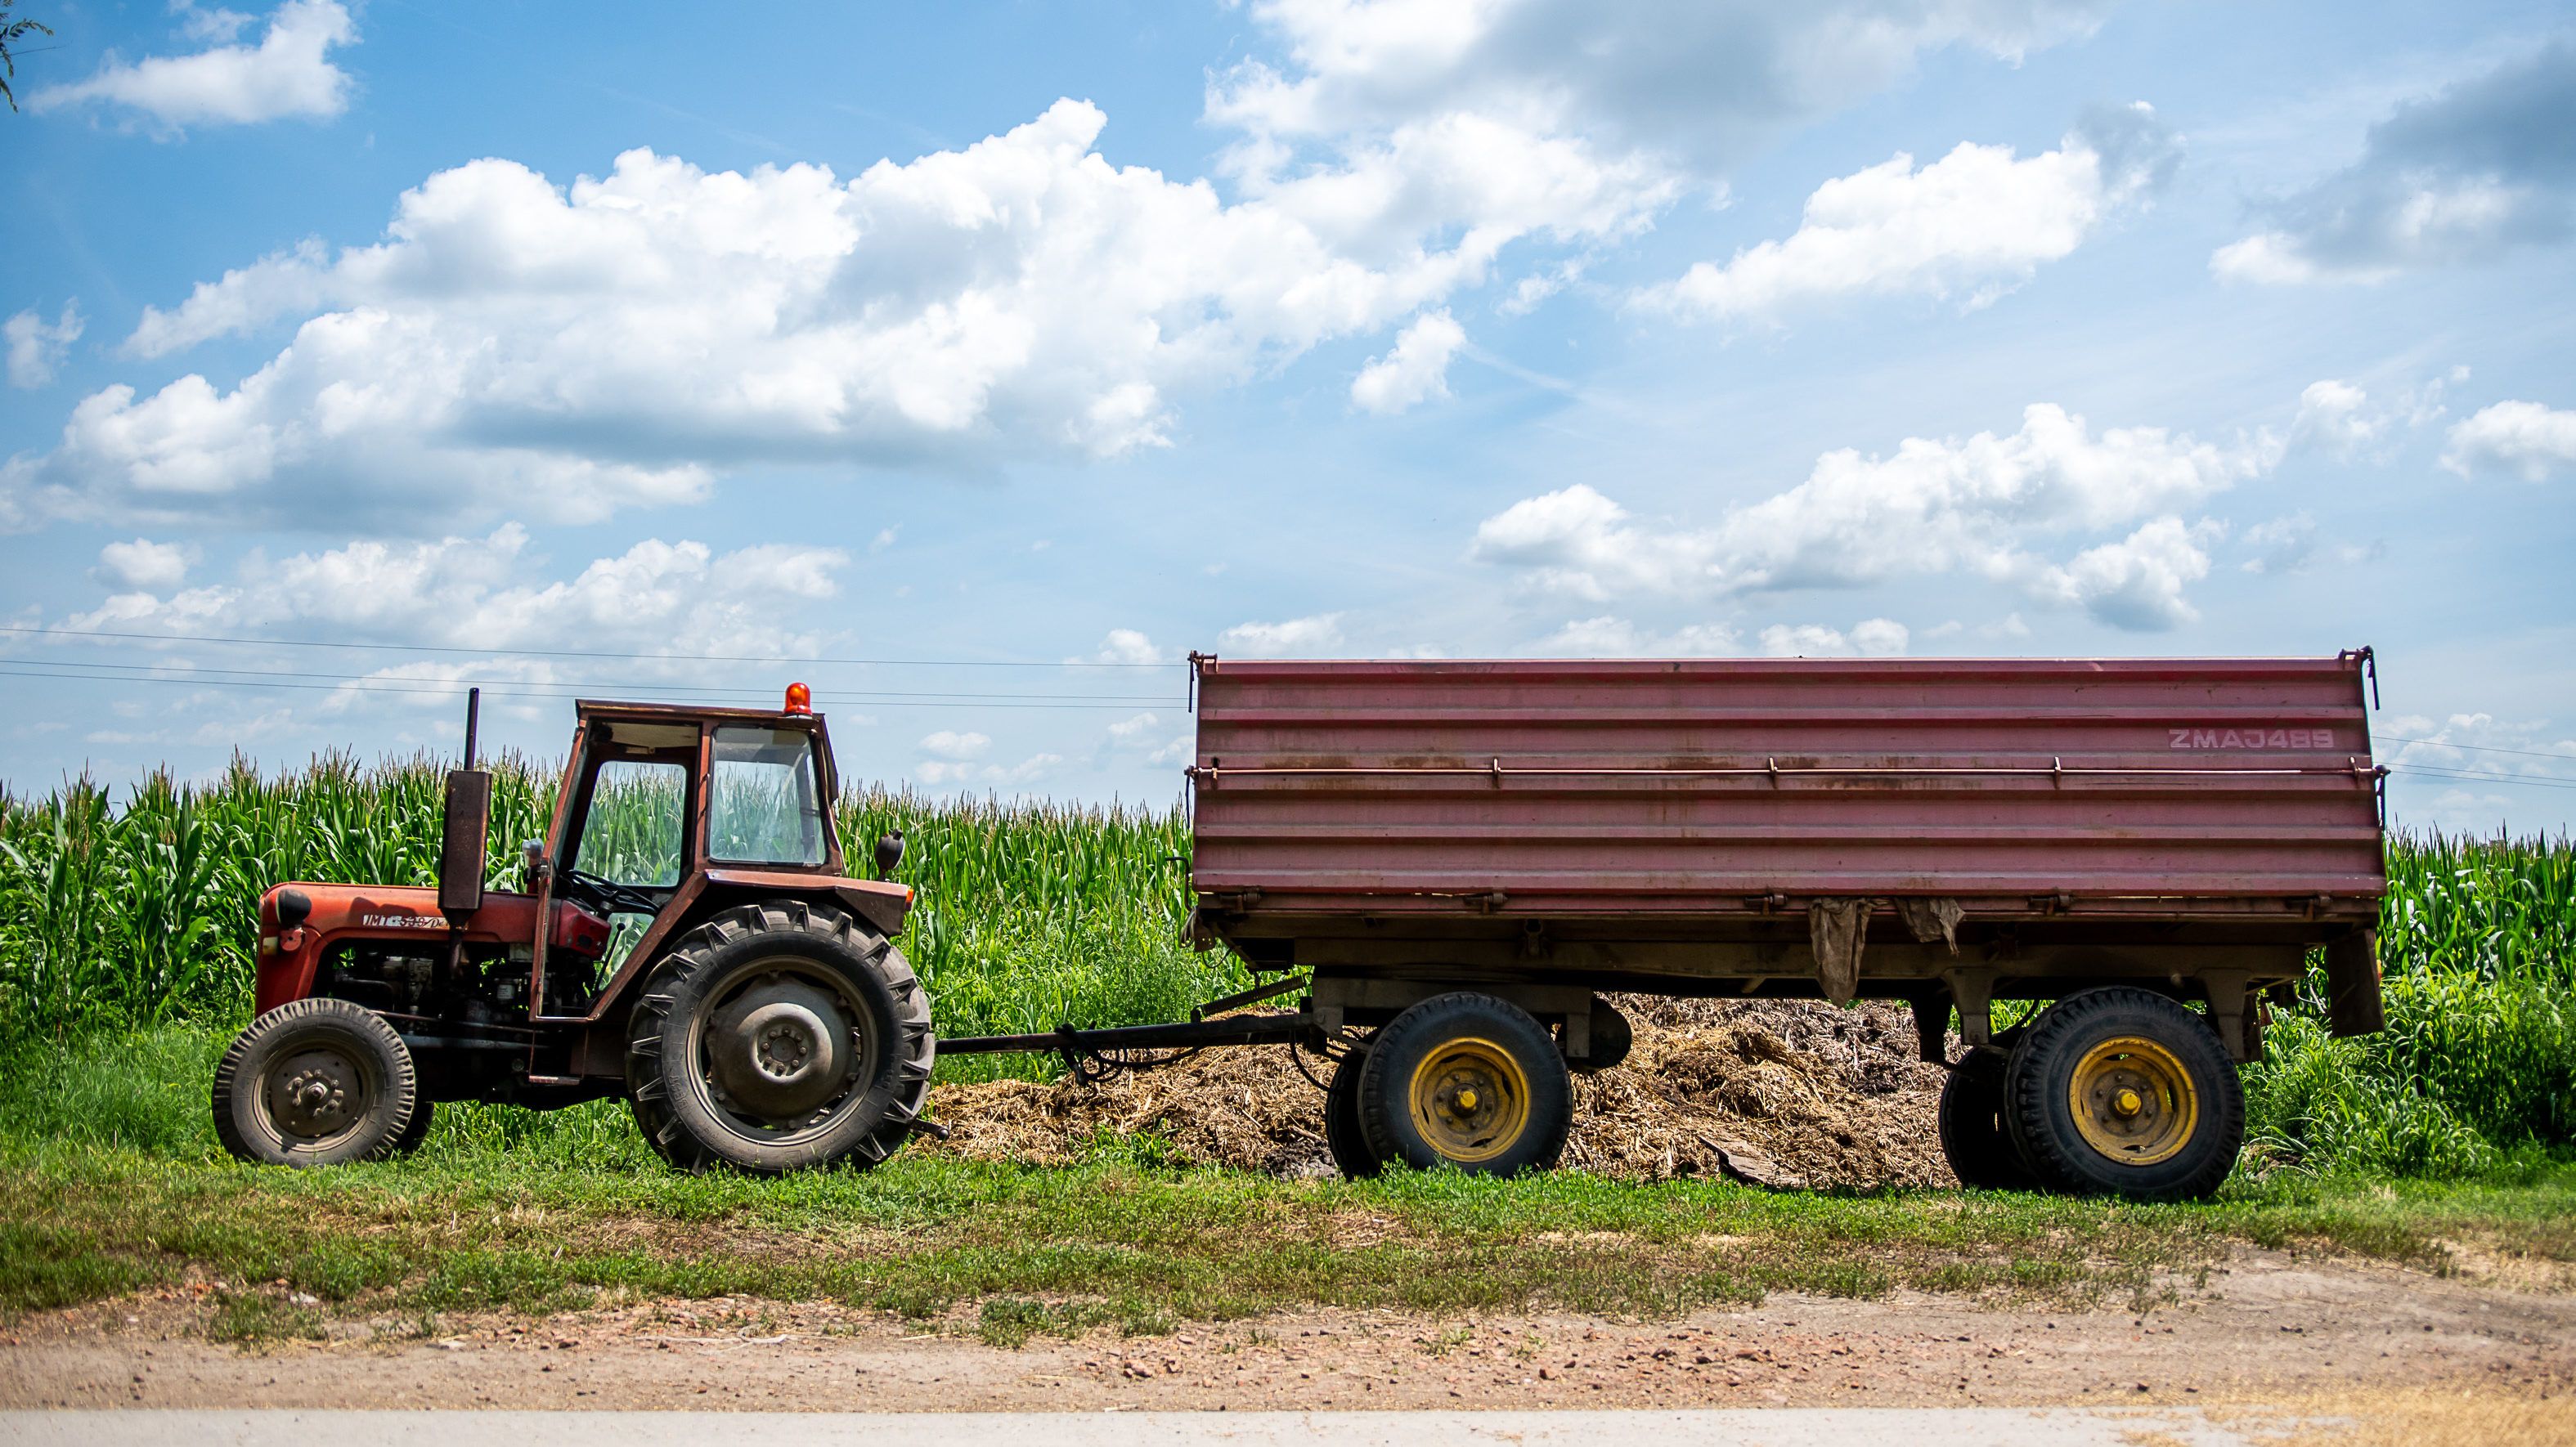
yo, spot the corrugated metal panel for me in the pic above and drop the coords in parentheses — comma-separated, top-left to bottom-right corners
(1188, 656, 2385, 917)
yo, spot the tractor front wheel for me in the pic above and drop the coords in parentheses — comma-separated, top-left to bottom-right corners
(625, 900, 935, 1174)
(212, 997, 420, 1167)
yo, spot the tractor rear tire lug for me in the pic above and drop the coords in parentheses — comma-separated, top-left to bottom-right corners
(623, 900, 935, 1175)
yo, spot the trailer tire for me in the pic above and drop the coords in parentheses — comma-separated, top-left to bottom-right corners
(1569, 997, 1632, 1073)
(2004, 988, 2243, 1202)
(1937, 1051, 2035, 1190)
(1323, 1046, 1382, 1180)
(1357, 992, 1572, 1176)
(625, 900, 935, 1174)
(213, 997, 418, 1167)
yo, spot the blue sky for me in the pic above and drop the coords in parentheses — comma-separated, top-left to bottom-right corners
(4, 0, 2573, 828)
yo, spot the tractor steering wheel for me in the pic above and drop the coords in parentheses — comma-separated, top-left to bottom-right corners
(559, 867, 663, 917)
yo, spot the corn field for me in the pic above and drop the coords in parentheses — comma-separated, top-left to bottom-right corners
(0, 755, 2568, 1176)
(0, 755, 1242, 1078)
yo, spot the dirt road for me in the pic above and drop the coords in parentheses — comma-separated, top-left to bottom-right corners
(0, 1406, 2318, 1445)
(2, 1245, 2568, 1418)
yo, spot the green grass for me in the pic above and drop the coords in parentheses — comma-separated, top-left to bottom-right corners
(0, 759, 2571, 1340)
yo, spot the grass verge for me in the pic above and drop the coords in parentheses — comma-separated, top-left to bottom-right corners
(3, 1033, 2572, 1343)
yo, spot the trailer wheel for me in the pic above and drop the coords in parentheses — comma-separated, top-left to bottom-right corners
(212, 997, 419, 1167)
(1323, 1046, 1381, 1180)
(1936, 1050, 2035, 1190)
(2004, 988, 2244, 1201)
(625, 900, 936, 1174)
(1568, 997, 1632, 1073)
(1357, 992, 1572, 1176)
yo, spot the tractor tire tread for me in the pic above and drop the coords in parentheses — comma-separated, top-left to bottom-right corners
(212, 997, 418, 1167)
(623, 899, 935, 1175)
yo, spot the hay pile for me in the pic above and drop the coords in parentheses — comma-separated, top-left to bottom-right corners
(922, 996, 1956, 1190)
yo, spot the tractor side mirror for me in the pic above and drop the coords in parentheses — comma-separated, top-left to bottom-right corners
(438, 768, 492, 920)
(523, 839, 550, 882)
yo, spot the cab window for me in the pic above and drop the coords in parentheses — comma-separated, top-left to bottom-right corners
(572, 759, 686, 887)
(708, 725, 827, 867)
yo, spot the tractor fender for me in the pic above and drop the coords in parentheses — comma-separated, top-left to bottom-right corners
(700, 868, 915, 939)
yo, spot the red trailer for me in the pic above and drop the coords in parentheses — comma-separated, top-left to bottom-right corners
(1158, 651, 2390, 1199)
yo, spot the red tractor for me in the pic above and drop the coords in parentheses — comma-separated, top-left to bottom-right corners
(214, 686, 936, 1171)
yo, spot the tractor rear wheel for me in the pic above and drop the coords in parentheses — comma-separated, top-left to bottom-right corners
(1357, 992, 1572, 1176)
(213, 997, 419, 1167)
(625, 900, 934, 1174)
(2004, 987, 2243, 1201)
(1323, 1042, 1380, 1180)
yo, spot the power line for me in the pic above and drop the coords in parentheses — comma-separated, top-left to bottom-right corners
(0, 668, 1177, 710)
(0, 656, 1178, 704)
(2381, 734, 2576, 764)
(2390, 765, 2576, 793)
(0, 622, 1183, 668)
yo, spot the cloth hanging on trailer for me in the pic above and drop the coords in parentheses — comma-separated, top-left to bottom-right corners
(1897, 897, 1965, 955)
(1808, 898, 1875, 1006)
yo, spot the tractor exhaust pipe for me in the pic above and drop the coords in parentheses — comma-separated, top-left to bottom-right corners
(438, 686, 492, 921)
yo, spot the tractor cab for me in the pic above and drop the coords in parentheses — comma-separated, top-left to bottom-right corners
(533, 697, 846, 1017)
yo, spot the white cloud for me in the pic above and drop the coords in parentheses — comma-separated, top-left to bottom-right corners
(1219, 613, 1345, 656)
(1528, 616, 1740, 656)
(5, 304, 83, 388)
(2290, 379, 2385, 458)
(1106, 710, 1193, 768)
(1209, 1, 2113, 176)
(60, 526, 848, 663)
(7, 98, 1668, 534)
(2212, 43, 2576, 284)
(1640, 103, 2176, 321)
(918, 730, 992, 761)
(1757, 618, 1909, 657)
(93, 538, 196, 592)
(1468, 484, 1725, 600)
(2442, 401, 2576, 481)
(2385, 712, 2576, 773)
(2383, 712, 2576, 827)
(1350, 310, 1466, 414)
(2030, 517, 2217, 630)
(916, 751, 1064, 789)
(2240, 513, 2318, 575)
(29, 0, 356, 132)
(1471, 401, 2271, 630)
(1087, 629, 1169, 665)
(174, 4, 260, 44)
(124, 240, 330, 358)
(2207, 233, 2356, 286)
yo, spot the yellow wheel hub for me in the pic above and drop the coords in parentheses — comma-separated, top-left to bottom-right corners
(2070, 1036, 2198, 1167)
(1407, 1037, 1531, 1164)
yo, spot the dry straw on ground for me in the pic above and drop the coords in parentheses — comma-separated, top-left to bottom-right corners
(923, 997, 1957, 1189)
